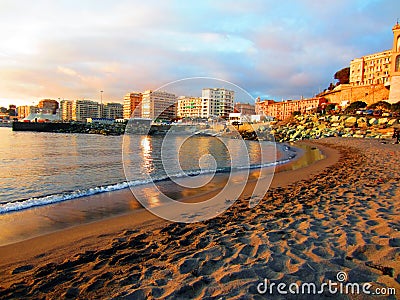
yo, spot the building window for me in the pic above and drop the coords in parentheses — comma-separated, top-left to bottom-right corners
(396, 55, 400, 72)
(397, 36, 400, 52)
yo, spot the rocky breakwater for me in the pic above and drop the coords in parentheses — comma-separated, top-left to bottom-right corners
(26, 122, 127, 135)
(257, 114, 399, 143)
(59, 122, 127, 135)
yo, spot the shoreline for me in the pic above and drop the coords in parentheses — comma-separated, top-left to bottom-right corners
(0, 141, 313, 247)
(0, 138, 290, 215)
(1, 138, 399, 299)
(0, 141, 335, 264)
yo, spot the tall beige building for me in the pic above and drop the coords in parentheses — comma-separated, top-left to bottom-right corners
(177, 96, 202, 118)
(201, 88, 234, 119)
(72, 100, 101, 122)
(60, 100, 73, 121)
(347, 22, 400, 104)
(104, 103, 123, 119)
(141, 90, 176, 120)
(123, 92, 142, 119)
(389, 22, 400, 103)
(350, 50, 391, 86)
(17, 105, 38, 119)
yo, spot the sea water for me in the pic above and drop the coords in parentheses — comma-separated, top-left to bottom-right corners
(0, 127, 288, 214)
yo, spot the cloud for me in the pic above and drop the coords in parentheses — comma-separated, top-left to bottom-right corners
(0, 0, 398, 107)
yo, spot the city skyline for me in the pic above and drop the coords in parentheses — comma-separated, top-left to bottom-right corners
(0, 0, 398, 107)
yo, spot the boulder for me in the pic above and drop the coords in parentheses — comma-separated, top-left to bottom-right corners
(330, 115, 340, 122)
(357, 117, 368, 128)
(344, 116, 357, 128)
(369, 118, 378, 125)
(378, 118, 388, 125)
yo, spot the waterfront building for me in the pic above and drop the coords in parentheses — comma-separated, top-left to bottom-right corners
(8, 104, 17, 117)
(104, 102, 123, 119)
(72, 100, 101, 122)
(177, 96, 202, 118)
(349, 50, 391, 86)
(201, 88, 234, 119)
(345, 23, 400, 104)
(123, 92, 142, 119)
(17, 105, 38, 119)
(256, 97, 327, 120)
(255, 99, 275, 115)
(234, 102, 255, 115)
(38, 99, 59, 114)
(389, 22, 400, 103)
(141, 90, 177, 120)
(60, 100, 73, 121)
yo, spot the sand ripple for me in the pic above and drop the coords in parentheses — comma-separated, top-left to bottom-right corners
(0, 138, 399, 299)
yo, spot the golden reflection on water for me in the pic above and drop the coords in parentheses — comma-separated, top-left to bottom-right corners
(133, 185, 163, 207)
(140, 136, 155, 174)
(277, 144, 325, 172)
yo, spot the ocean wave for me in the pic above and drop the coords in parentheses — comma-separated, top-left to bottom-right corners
(0, 152, 297, 214)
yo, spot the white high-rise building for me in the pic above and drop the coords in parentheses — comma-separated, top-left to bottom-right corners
(201, 88, 234, 119)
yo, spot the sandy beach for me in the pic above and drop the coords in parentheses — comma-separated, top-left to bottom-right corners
(0, 137, 399, 299)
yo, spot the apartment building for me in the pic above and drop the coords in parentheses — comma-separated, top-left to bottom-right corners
(177, 96, 202, 118)
(141, 90, 177, 120)
(201, 88, 234, 119)
(72, 100, 102, 122)
(104, 102, 123, 119)
(60, 100, 73, 121)
(256, 97, 327, 120)
(350, 50, 392, 86)
(123, 92, 142, 119)
(17, 105, 38, 119)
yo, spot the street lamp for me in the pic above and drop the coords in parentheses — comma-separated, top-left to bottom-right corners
(100, 90, 104, 118)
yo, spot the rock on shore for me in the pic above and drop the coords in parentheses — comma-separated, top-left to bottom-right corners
(259, 114, 399, 143)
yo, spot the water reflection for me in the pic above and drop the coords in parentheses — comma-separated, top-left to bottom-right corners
(0, 140, 325, 246)
(140, 136, 155, 175)
(277, 144, 325, 172)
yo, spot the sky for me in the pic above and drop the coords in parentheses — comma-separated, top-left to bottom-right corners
(0, 0, 398, 107)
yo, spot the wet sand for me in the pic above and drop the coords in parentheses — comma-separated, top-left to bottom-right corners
(0, 138, 399, 299)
